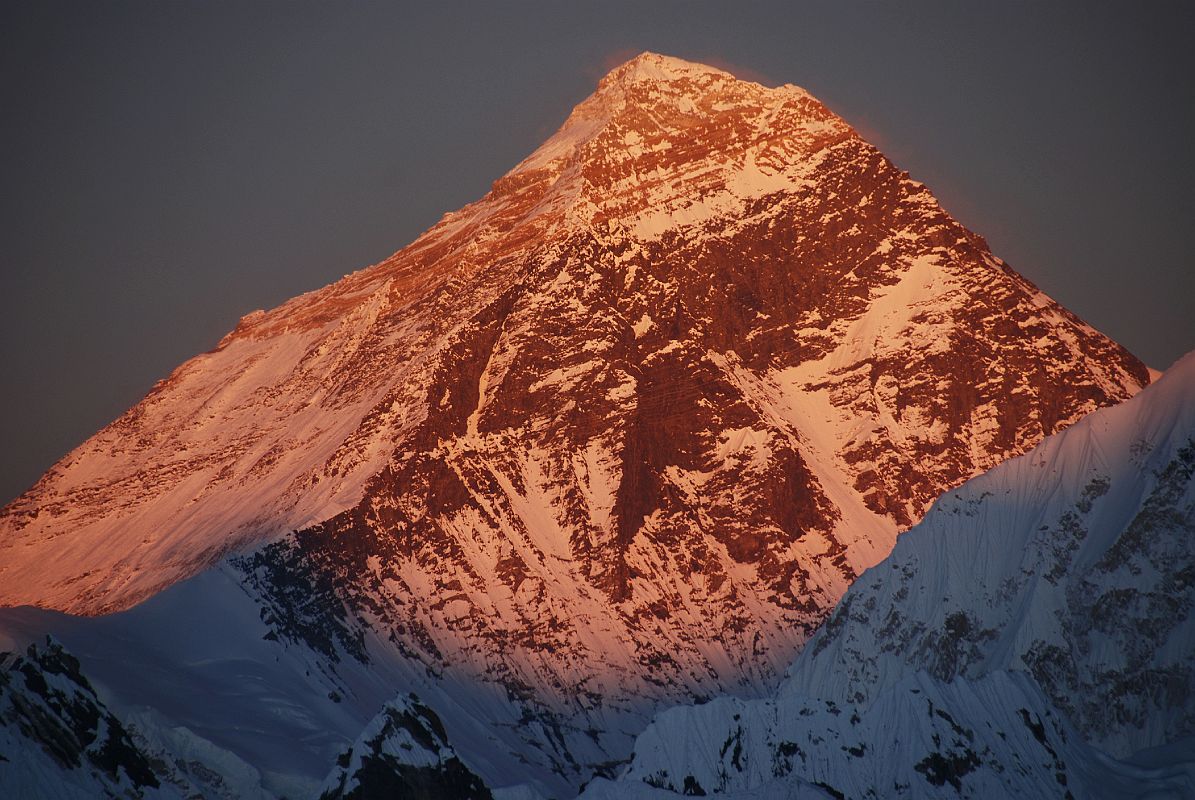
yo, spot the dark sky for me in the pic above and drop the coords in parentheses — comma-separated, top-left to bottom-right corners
(2, 2, 1193, 505)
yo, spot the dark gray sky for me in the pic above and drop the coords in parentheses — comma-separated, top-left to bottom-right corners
(2, 1, 1193, 505)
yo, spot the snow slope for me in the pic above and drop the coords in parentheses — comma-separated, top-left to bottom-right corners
(588, 352, 1195, 798)
(587, 669, 1193, 799)
(785, 349, 1195, 757)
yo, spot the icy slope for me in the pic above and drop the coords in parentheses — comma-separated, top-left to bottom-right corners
(0, 569, 413, 800)
(785, 349, 1195, 757)
(588, 670, 1191, 799)
(587, 352, 1195, 798)
(0, 565, 595, 799)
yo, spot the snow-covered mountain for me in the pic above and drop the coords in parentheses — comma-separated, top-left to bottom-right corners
(317, 693, 492, 800)
(0, 637, 211, 800)
(0, 53, 1155, 797)
(1, 53, 1145, 616)
(587, 351, 1195, 799)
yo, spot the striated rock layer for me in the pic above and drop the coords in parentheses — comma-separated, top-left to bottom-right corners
(0, 52, 1150, 794)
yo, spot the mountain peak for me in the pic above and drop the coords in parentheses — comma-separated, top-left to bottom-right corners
(0, 48, 1155, 797)
(600, 51, 731, 87)
(498, 52, 838, 228)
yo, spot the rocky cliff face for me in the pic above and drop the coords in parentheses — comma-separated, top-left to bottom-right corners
(0, 638, 187, 799)
(0, 53, 1152, 796)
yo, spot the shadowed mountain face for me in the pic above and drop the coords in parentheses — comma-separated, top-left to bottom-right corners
(0, 53, 1150, 795)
